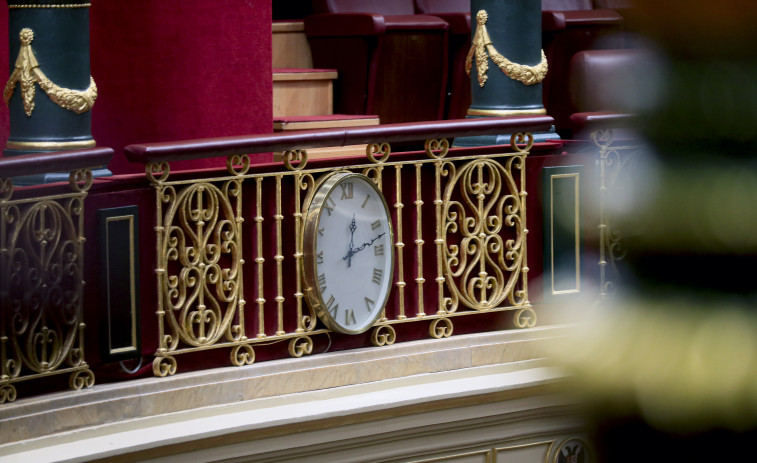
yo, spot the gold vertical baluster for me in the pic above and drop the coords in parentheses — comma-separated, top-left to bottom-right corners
(598, 142, 608, 298)
(0, 192, 8, 383)
(519, 154, 530, 303)
(224, 179, 247, 341)
(255, 177, 266, 338)
(275, 175, 285, 335)
(233, 179, 246, 341)
(73, 187, 87, 366)
(475, 163, 488, 305)
(294, 173, 305, 333)
(393, 164, 405, 320)
(0, 331, 7, 387)
(414, 164, 426, 317)
(434, 160, 447, 315)
(36, 205, 51, 366)
(194, 189, 207, 341)
(154, 183, 168, 356)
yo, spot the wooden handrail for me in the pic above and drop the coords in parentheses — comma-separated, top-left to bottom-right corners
(124, 116, 554, 164)
(569, 111, 636, 131)
(0, 147, 114, 179)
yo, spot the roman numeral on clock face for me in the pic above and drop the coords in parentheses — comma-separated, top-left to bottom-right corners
(323, 197, 335, 216)
(364, 297, 375, 312)
(340, 181, 354, 200)
(372, 268, 383, 285)
(325, 294, 339, 318)
(344, 309, 356, 325)
(318, 273, 327, 292)
(374, 244, 384, 256)
(371, 220, 381, 230)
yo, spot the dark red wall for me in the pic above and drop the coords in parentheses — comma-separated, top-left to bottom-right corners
(90, 0, 273, 174)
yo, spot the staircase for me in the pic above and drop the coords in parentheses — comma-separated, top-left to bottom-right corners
(272, 21, 379, 159)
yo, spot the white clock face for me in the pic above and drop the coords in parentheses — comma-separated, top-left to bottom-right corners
(304, 173, 394, 334)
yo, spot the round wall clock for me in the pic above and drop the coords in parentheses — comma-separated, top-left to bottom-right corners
(302, 172, 395, 334)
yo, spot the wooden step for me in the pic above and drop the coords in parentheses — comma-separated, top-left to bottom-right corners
(273, 114, 380, 160)
(272, 21, 313, 69)
(273, 114, 380, 131)
(273, 68, 338, 117)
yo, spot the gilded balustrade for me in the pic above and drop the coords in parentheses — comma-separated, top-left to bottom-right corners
(128, 118, 549, 376)
(0, 148, 111, 403)
(593, 128, 643, 298)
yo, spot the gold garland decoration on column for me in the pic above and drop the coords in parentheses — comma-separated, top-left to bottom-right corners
(465, 10, 548, 88)
(3, 28, 97, 116)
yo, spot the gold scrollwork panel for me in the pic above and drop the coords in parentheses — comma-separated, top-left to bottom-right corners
(158, 181, 244, 350)
(441, 157, 528, 311)
(1, 182, 93, 402)
(3, 201, 83, 372)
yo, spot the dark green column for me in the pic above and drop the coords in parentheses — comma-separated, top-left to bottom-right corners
(456, 0, 557, 146)
(3, 1, 107, 183)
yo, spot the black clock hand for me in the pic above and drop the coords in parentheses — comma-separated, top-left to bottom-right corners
(346, 215, 357, 268)
(343, 232, 385, 265)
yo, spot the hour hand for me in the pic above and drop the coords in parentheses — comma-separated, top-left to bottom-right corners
(345, 215, 357, 267)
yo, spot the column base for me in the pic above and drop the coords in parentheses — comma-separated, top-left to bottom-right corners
(12, 168, 113, 186)
(453, 124, 560, 148)
(4, 141, 111, 186)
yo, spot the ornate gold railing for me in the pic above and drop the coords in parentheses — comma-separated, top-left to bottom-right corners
(125, 117, 553, 376)
(584, 115, 642, 298)
(0, 148, 113, 403)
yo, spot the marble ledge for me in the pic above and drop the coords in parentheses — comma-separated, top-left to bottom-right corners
(0, 324, 572, 445)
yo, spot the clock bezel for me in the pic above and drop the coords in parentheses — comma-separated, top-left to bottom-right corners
(302, 172, 395, 335)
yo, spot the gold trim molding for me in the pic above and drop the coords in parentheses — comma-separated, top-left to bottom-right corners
(467, 108, 547, 117)
(7, 3, 91, 8)
(549, 173, 581, 295)
(466, 10, 548, 87)
(3, 28, 97, 116)
(5, 139, 96, 150)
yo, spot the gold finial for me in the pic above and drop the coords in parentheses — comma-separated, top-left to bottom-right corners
(476, 10, 488, 25)
(19, 28, 34, 45)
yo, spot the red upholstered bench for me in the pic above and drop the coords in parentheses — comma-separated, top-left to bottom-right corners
(305, 0, 449, 124)
(592, 0, 644, 47)
(541, 0, 625, 134)
(568, 48, 658, 139)
(414, 0, 471, 120)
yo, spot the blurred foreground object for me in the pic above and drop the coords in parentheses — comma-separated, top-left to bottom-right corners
(562, 1, 757, 461)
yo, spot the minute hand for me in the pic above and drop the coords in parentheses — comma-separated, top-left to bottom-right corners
(343, 232, 385, 263)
